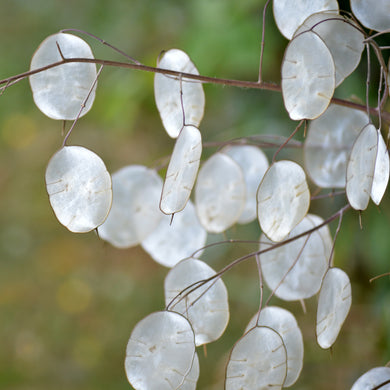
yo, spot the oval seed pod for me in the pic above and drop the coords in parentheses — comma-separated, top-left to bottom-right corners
(259, 214, 331, 301)
(98, 165, 163, 248)
(29, 33, 97, 120)
(257, 160, 310, 243)
(351, 0, 390, 32)
(316, 267, 352, 349)
(346, 124, 378, 210)
(222, 144, 269, 224)
(351, 366, 390, 390)
(160, 125, 202, 215)
(294, 12, 364, 87)
(195, 152, 246, 233)
(371, 130, 390, 205)
(141, 201, 207, 268)
(245, 306, 304, 387)
(164, 258, 229, 346)
(304, 104, 369, 188)
(281, 31, 335, 120)
(226, 326, 287, 390)
(45, 146, 112, 233)
(273, 0, 339, 40)
(154, 49, 205, 138)
(125, 311, 196, 390)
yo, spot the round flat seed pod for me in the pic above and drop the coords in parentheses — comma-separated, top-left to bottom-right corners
(346, 124, 378, 210)
(245, 306, 303, 387)
(351, 0, 390, 32)
(154, 49, 205, 138)
(29, 33, 97, 120)
(294, 12, 364, 87)
(257, 160, 310, 243)
(125, 311, 196, 390)
(225, 326, 287, 390)
(195, 152, 246, 233)
(222, 145, 269, 224)
(45, 146, 112, 233)
(304, 104, 369, 188)
(316, 268, 352, 349)
(160, 125, 202, 215)
(371, 130, 390, 205)
(281, 31, 335, 120)
(259, 214, 331, 301)
(273, 0, 339, 40)
(141, 201, 207, 268)
(98, 165, 163, 248)
(164, 258, 229, 346)
(351, 366, 390, 390)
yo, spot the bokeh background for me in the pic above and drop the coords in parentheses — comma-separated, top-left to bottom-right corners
(0, 0, 389, 389)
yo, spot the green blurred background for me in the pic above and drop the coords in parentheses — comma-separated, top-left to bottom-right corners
(0, 0, 389, 389)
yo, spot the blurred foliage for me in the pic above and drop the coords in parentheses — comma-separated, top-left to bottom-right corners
(0, 0, 389, 389)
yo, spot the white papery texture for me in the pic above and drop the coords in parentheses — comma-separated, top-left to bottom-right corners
(30, 33, 97, 120)
(346, 124, 378, 210)
(98, 165, 163, 248)
(164, 258, 229, 346)
(125, 311, 196, 390)
(316, 268, 352, 349)
(45, 146, 112, 233)
(294, 12, 364, 86)
(351, 0, 390, 32)
(260, 214, 331, 301)
(195, 152, 246, 233)
(222, 145, 269, 224)
(160, 125, 202, 215)
(245, 306, 303, 387)
(226, 326, 287, 390)
(154, 49, 205, 138)
(273, 0, 339, 39)
(371, 130, 390, 205)
(142, 201, 207, 268)
(257, 160, 310, 242)
(282, 31, 335, 120)
(304, 104, 368, 188)
(351, 366, 390, 390)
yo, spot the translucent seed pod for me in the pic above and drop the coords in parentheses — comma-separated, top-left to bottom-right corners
(221, 144, 269, 224)
(164, 258, 229, 346)
(259, 214, 331, 301)
(125, 311, 196, 390)
(154, 49, 205, 138)
(316, 267, 352, 349)
(195, 152, 246, 233)
(351, 0, 390, 32)
(98, 165, 163, 248)
(281, 31, 335, 120)
(351, 366, 390, 390)
(142, 201, 207, 268)
(245, 306, 304, 387)
(226, 326, 287, 390)
(273, 0, 339, 40)
(346, 124, 378, 210)
(29, 33, 97, 120)
(45, 146, 112, 233)
(371, 130, 390, 205)
(160, 125, 202, 215)
(257, 160, 310, 242)
(304, 104, 369, 188)
(294, 12, 364, 87)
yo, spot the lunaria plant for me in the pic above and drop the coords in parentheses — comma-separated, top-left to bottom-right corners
(2, 0, 390, 388)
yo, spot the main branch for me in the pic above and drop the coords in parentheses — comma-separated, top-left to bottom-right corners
(1, 56, 390, 124)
